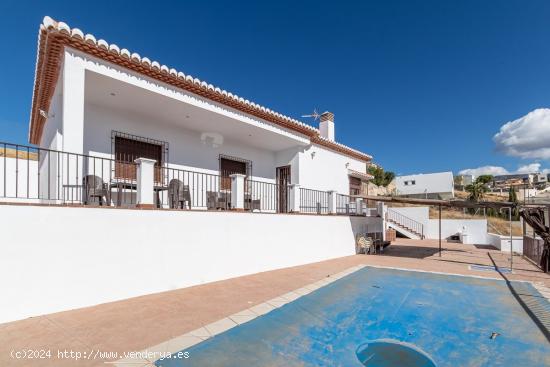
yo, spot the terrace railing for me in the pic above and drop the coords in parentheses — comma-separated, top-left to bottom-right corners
(386, 208, 424, 238)
(157, 167, 231, 210)
(336, 194, 357, 215)
(1, 141, 137, 206)
(300, 188, 329, 214)
(245, 179, 287, 213)
(1, 141, 372, 217)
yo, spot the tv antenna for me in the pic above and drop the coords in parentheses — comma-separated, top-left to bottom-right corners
(301, 109, 321, 121)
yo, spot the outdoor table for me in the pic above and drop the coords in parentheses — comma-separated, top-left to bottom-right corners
(110, 181, 168, 208)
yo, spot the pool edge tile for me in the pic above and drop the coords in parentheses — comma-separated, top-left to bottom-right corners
(113, 264, 366, 366)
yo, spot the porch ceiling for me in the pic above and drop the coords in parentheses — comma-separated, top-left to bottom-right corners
(84, 71, 309, 151)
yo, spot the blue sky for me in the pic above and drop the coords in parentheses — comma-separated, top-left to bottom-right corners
(1, 0, 550, 176)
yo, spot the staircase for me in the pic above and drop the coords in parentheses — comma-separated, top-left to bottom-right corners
(386, 209, 424, 240)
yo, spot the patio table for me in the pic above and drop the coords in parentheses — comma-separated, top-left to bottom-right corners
(109, 180, 168, 208)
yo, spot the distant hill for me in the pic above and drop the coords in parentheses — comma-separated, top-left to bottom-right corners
(0, 147, 38, 161)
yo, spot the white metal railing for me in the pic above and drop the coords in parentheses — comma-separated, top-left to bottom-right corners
(386, 208, 424, 238)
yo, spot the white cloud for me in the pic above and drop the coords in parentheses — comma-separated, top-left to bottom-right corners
(458, 162, 550, 177)
(516, 163, 541, 174)
(458, 166, 509, 176)
(493, 108, 550, 159)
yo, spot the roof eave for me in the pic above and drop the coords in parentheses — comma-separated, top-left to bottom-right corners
(29, 17, 373, 164)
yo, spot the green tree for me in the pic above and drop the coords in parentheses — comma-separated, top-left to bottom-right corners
(465, 175, 493, 202)
(476, 175, 493, 185)
(508, 186, 519, 220)
(368, 166, 395, 187)
(507, 186, 517, 203)
(383, 171, 395, 186)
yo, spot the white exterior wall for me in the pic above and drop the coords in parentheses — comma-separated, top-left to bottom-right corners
(0, 205, 378, 323)
(84, 103, 280, 181)
(390, 206, 489, 244)
(298, 144, 366, 193)
(390, 207, 430, 229)
(487, 233, 523, 253)
(395, 171, 454, 198)
(39, 75, 64, 151)
(274, 147, 300, 184)
(32, 47, 370, 200)
(62, 51, 85, 154)
(426, 219, 488, 244)
(38, 76, 64, 201)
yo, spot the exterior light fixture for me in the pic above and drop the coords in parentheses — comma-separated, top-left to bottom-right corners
(39, 109, 54, 119)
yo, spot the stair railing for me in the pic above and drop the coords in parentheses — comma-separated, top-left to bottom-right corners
(386, 208, 424, 239)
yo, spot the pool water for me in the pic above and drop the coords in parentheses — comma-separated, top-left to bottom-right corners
(156, 267, 550, 367)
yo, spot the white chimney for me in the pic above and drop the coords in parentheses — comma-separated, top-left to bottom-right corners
(319, 111, 335, 141)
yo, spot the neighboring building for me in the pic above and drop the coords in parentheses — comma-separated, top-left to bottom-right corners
(454, 174, 474, 190)
(395, 171, 454, 200)
(491, 173, 548, 191)
(25, 17, 373, 208)
(492, 174, 531, 189)
(532, 173, 548, 188)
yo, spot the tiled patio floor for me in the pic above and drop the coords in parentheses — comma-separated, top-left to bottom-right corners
(1, 238, 549, 366)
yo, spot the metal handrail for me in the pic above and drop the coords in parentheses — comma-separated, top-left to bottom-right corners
(1, 140, 138, 206)
(299, 187, 329, 214)
(386, 208, 424, 238)
(335, 193, 357, 215)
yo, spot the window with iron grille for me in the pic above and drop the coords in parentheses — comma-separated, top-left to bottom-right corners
(219, 155, 252, 190)
(111, 131, 168, 183)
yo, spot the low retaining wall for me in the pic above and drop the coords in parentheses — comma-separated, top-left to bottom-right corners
(426, 219, 488, 244)
(487, 233, 523, 254)
(390, 207, 489, 244)
(0, 205, 378, 323)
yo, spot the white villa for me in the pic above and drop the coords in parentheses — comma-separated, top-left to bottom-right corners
(15, 16, 374, 212)
(0, 17, 381, 323)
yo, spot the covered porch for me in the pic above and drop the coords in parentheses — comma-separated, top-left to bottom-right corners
(77, 70, 309, 212)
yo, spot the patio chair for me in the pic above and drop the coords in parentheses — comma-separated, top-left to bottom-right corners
(218, 192, 231, 210)
(356, 234, 373, 254)
(82, 175, 110, 206)
(245, 193, 261, 211)
(168, 179, 191, 209)
(207, 191, 218, 210)
(206, 191, 231, 210)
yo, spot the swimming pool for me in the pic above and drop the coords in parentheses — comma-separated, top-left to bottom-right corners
(155, 266, 550, 366)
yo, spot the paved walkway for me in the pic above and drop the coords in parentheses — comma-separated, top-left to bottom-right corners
(1, 239, 549, 366)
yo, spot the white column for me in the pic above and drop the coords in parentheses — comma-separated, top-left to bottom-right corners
(288, 184, 301, 213)
(135, 158, 156, 208)
(230, 174, 246, 210)
(377, 201, 386, 217)
(378, 201, 387, 241)
(62, 51, 85, 155)
(60, 52, 86, 203)
(355, 197, 364, 215)
(328, 190, 337, 214)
